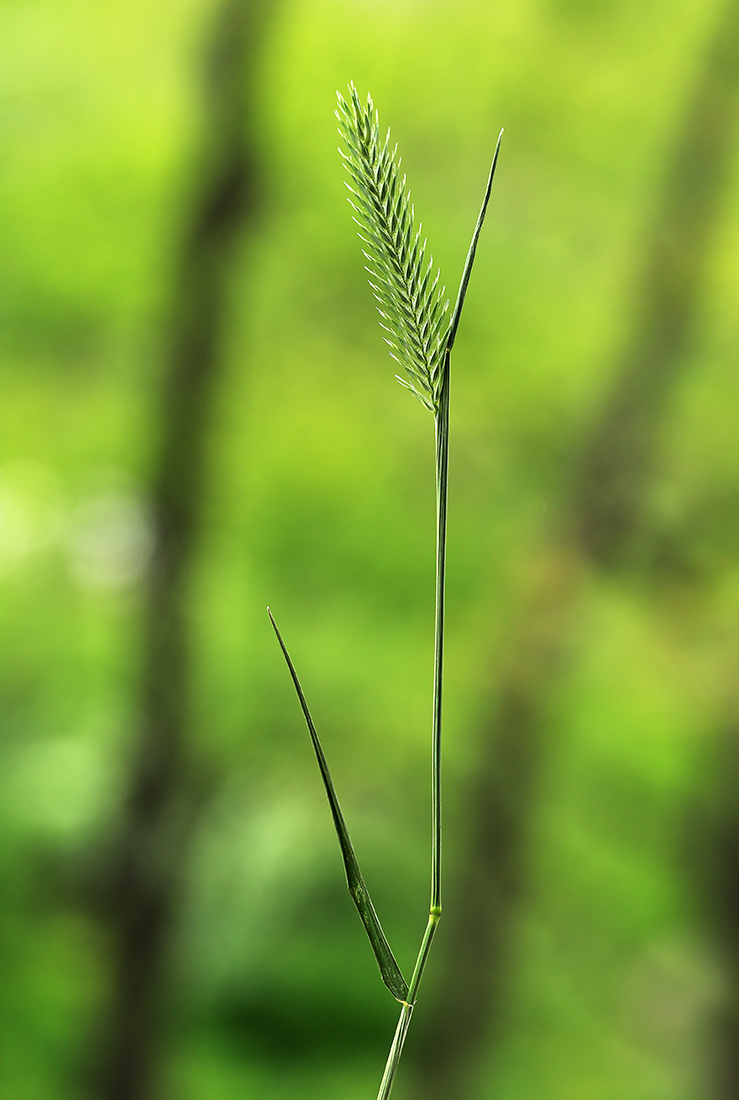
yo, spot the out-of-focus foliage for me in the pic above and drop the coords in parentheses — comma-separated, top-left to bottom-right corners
(1, 0, 739, 1097)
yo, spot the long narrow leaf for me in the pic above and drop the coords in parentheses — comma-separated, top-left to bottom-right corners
(446, 129, 504, 354)
(268, 608, 409, 1004)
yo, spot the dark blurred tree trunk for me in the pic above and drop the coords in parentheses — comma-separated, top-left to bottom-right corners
(707, 720, 739, 1100)
(408, 3, 739, 1097)
(576, 0, 739, 567)
(90, 3, 271, 1098)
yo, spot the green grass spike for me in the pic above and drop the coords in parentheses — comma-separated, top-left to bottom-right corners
(336, 84, 449, 414)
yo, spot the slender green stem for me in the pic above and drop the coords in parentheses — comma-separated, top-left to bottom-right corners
(376, 1001, 414, 1100)
(376, 911, 441, 1100)
(375, 351, 450, 1100)
(372, 133, 502, 1097)
(432, 349, 450, 915)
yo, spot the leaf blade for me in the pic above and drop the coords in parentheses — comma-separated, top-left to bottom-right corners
(268, 608, 409, 1004)
(446, 129, 504, 354)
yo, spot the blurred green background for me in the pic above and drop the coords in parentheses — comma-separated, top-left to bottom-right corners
(3, 0, 739, 1097)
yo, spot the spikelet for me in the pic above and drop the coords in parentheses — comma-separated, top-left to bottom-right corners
(336, 84, 449, 413)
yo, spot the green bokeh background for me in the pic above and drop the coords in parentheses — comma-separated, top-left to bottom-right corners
(2, 0, 739, 1097)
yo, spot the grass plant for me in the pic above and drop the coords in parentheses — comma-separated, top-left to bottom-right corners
(270, 85, 502, 1099)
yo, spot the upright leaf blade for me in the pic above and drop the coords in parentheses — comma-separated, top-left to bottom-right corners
(268, 609, 409, 1004)
(446, 129, 503, 354)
